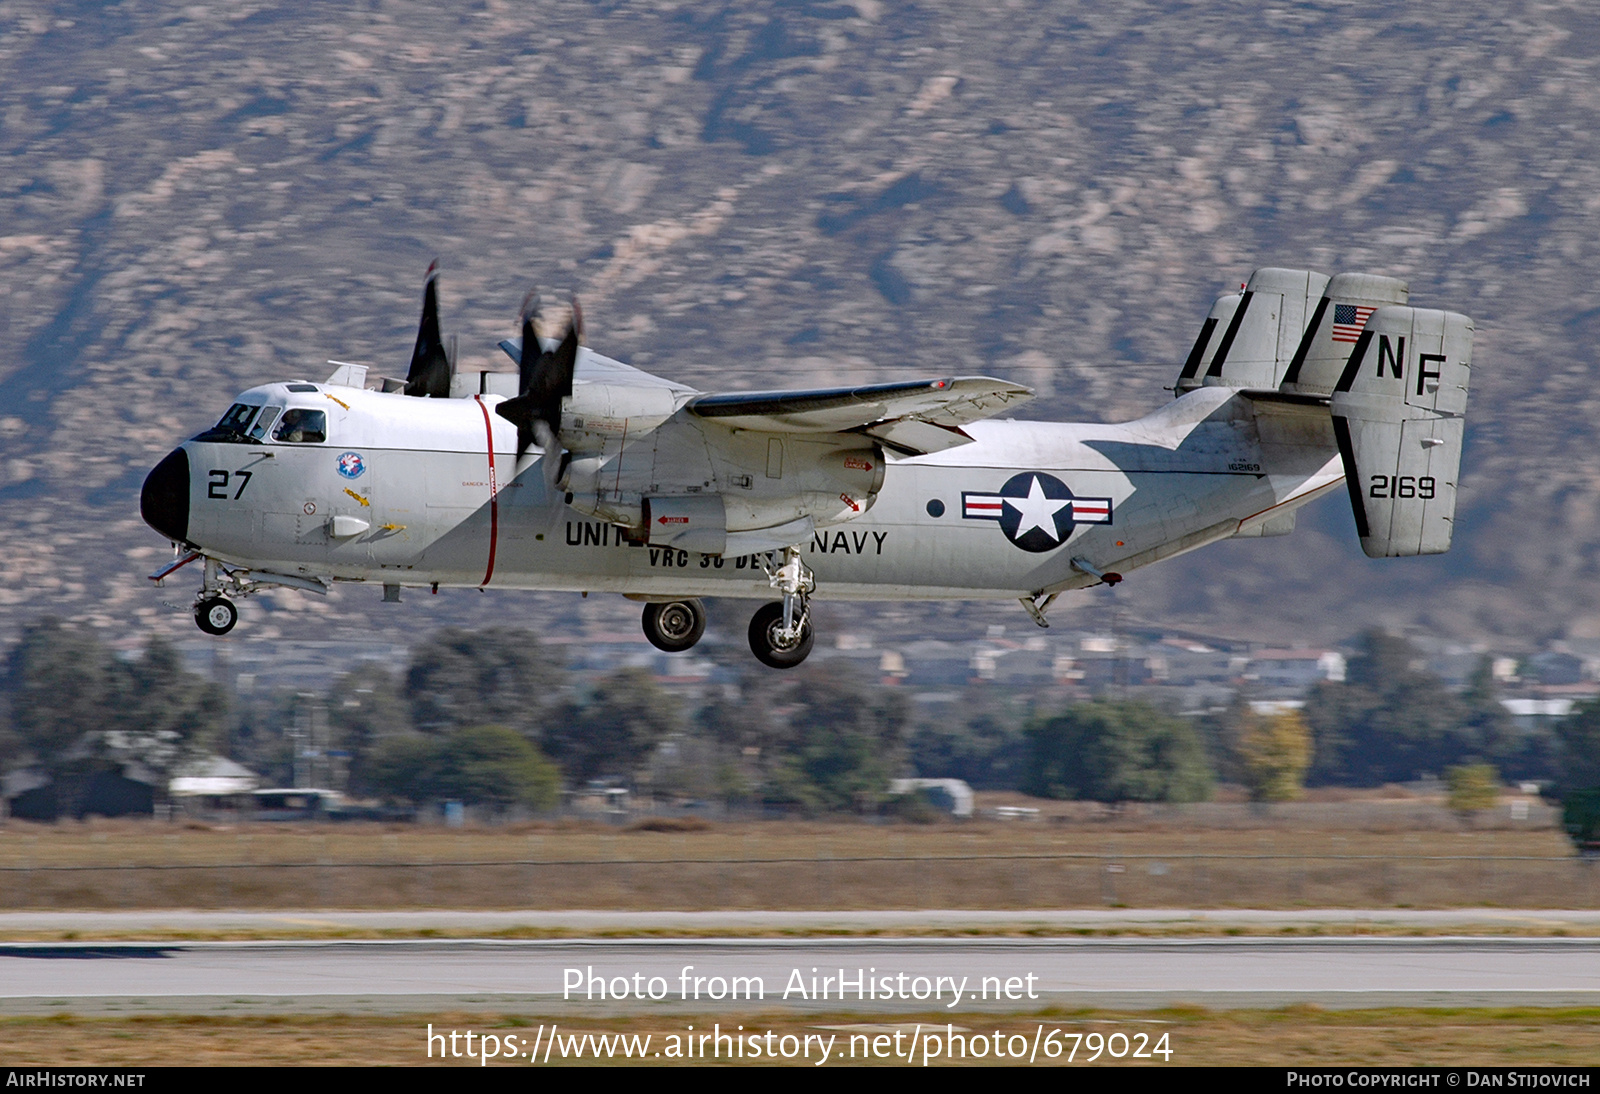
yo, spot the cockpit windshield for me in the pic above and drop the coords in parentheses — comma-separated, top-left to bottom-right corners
(272, 408, 327, 444)
(192, 402, 265, 444)
(248, 406, 283, 441)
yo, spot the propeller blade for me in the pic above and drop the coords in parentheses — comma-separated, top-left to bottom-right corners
(517, 288, 542, 395)
(533, 419, 569, 491)
(403, 261, 453, 398)
(496, 292, 580, 460)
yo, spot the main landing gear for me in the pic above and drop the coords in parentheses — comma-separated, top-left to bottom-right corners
(748, 547, 815, 669)
(641, 599, 707, 652)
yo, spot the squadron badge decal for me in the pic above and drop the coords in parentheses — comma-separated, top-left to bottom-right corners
(336, 451, 367, 479)
(962, 472, 1112, 553)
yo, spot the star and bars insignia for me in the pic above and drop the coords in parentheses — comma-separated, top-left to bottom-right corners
(961, 472, 1113, 553)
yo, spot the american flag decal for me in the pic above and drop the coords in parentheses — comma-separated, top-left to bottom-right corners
(1331, 303, 1376, 344)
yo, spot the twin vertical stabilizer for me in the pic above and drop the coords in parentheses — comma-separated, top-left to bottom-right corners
(1175, 267, 1330, 393)
(1329, 307, 1474, 557)
(1174, 267, 1474, 558)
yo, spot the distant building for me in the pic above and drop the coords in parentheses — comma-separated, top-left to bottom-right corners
(887, 778, 974, 818)
(1, 767, 158, 821)
(1245, 649, 1347, 690)
(170, 756, 261, 814)
(1501, 698, 1576, 731)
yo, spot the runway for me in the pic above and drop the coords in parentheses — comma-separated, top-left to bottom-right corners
(4, 908, 1600, 934)
(2, 936, 1596, 1014)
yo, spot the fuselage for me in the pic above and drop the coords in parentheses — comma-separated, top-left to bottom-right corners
(141, 380, 1345, 602)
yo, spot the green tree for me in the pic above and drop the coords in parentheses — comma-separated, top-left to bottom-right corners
(404, 627, 565, 741)
(693, 667, 790, 807)
(1235, 709, 1313, 803)
(2, 618, 112, 776)
(1460, 657, 1517, 761)
(435, 725, 560, 811)
(764, 667, 911, 814)
(1, 623, 225, 810)
(1302, 631, 1472, 786)
(366, 726, 560, 811)
(909, 692, 1027, 789)
(365, 733, 440, 805)
(325, 665, 410, 794)
(102, 635, 227, 788)
(1446, 763, 1500, 822)
(1023, 700, 1212, 803)
(548, 668, 679, 785)
(1555, 699, 1600, 791)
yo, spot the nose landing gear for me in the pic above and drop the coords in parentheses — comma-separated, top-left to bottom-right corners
(150, 551, 328, 637)
(195, 596, 238, 635)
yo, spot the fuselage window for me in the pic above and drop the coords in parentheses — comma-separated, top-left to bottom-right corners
(249, 406, 283, 441)
(272, 408, 327, 444)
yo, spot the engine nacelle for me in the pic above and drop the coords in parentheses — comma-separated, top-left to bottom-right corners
(560, 381, 680, 454)
(570, 435, 889, 556)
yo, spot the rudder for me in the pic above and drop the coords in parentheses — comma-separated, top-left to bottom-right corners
(1329, 306, 1473, 557)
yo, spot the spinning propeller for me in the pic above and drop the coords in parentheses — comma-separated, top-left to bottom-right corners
(495, 289, 580, 483)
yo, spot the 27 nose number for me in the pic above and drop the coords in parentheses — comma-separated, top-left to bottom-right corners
(207, 469, 253, 500)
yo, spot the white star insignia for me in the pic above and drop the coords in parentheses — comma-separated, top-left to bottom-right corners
(1005, 475, 1071, 542)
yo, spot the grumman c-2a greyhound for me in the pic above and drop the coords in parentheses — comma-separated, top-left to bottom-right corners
(140, 264, 1475, 668)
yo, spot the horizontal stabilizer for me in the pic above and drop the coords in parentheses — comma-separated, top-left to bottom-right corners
(1330, 306, 1474, 557)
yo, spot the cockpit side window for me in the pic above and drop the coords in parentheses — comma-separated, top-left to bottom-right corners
(272, 408, 327, 444)
(248, 406, 283, 441)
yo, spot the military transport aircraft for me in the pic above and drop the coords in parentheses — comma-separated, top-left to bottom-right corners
(140, 264, 1473, 668)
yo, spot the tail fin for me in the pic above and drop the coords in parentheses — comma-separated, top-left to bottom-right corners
(1280, 272, 1410, 396)
(1330, 306, 1474, 557)
(1175, 267, 1329, 394)
(1174, 292, 1240, 395)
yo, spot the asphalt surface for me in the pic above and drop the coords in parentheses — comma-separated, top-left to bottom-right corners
(2, 935, 1597, 1015)
(3, 908, 1600, 934)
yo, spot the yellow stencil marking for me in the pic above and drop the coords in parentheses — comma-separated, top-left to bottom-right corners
(343, 488, 370, 507)
(324, 393, 351, 410)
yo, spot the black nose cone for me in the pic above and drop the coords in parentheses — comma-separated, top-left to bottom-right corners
(141, 448, 190, 543)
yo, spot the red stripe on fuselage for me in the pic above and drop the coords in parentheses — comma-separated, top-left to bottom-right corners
(474, 395, 500, 586)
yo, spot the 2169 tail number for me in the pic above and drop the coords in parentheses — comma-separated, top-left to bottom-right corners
(1369, 474, 1435, 500)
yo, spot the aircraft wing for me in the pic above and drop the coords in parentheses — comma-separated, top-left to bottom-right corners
(686, 376, 1033, 454)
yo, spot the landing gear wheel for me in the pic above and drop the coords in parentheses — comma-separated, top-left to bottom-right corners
(748, 601, 813, 669)
(195, 596, 237, 636)
(642, 599, 706, 652)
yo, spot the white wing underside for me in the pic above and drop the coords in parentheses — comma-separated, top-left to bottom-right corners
(497, 340, 1033, 455)
(687, 376, 1034, 454)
